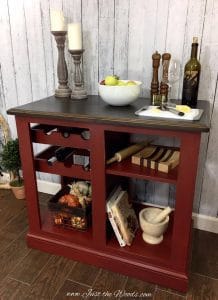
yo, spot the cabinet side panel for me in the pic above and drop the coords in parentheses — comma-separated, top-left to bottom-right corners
(172, 132, 201, 271)
(16, 116, 41, 232)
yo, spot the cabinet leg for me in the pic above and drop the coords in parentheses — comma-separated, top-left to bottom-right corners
(16, 117, 41, 232)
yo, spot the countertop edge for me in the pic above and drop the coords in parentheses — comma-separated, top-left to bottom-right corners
(7, 108, 210, 133)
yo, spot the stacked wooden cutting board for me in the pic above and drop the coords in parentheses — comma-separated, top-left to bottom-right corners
(131, 145, 180, 173)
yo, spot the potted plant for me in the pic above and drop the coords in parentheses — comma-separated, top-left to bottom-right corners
(0, 138, 25, 199)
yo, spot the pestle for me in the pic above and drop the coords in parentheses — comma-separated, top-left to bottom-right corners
(151, 206, 172, 224)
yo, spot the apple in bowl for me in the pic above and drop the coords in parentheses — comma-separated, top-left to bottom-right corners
(99, 75, 142, 106)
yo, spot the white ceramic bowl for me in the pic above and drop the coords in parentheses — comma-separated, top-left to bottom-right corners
(98, 80, 142, 106)
(139, 207, 169, 245)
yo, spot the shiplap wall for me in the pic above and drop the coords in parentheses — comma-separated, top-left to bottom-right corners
(0, 0, 217, 217)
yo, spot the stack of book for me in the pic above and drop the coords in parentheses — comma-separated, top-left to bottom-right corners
(106, 186, 138, 247)
(131, 145, 180, 173)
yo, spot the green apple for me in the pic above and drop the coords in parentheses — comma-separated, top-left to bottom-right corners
(126, 80, 137, 86)
(105, 75, 119, 86)
(117, 80, 127, 86)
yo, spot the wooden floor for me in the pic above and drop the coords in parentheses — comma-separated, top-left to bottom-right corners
(0, 190, 217, 300)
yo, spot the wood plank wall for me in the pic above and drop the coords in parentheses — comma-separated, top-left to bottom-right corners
(0, 0, 217, 217)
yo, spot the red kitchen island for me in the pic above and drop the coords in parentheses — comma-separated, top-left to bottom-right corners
(8, 96, 210, 292)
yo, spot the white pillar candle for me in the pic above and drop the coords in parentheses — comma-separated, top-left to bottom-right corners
(50, 10, 66, 31)
(68, 23, 82, 50)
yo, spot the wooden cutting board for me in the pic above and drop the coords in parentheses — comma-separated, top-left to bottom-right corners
(131, 145, 180, 173)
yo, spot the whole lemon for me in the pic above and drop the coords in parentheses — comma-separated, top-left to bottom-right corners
(105, 75, 119, 86)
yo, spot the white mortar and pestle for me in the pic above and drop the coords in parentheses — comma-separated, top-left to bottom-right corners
(139, 206, 172, 245)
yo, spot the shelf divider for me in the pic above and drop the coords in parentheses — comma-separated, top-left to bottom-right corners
(90, 126, 107, 247)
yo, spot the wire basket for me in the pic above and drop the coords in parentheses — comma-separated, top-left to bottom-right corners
(48, 185, 91, 231)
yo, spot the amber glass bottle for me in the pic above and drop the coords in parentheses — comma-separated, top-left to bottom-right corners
(182, 37, 201, 108)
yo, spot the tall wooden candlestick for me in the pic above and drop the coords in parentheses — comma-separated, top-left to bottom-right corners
(69, 49, 87, 100)
(151, 51, 161, 97)
(160, 53, 171, 101)
(51, 31, 71, 98)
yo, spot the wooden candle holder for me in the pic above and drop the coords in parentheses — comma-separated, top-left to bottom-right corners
(51, 31, 71, 98)
(69, 49, 87, 100)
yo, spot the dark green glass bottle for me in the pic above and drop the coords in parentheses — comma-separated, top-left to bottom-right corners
(182, 37, 201, 108)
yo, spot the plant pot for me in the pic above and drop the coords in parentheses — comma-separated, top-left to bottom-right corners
(11, 185, 25, 200)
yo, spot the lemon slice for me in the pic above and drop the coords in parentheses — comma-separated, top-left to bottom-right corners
(175, 105, 191, 113)
(151, 107, 161, 113)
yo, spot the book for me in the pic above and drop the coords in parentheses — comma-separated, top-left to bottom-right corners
(106, 186, 126, 247)
(107, 187, 138, 246)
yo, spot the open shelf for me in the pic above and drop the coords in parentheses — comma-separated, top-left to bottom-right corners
(34, 146, 90, 180)
(106, 158, 178, 184)
(106, 228, 172, 268)
(106, 204, 174, 267)
(40, 210, 93, 247)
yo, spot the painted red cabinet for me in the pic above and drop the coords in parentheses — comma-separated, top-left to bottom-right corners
(8, 96, 209, 292)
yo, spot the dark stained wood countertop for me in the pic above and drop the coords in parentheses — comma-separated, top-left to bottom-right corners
(7, 95, 210, 132)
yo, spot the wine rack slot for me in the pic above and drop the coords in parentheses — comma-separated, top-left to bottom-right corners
(31, 124, 90, 148)
(35, 146, 90, 180)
